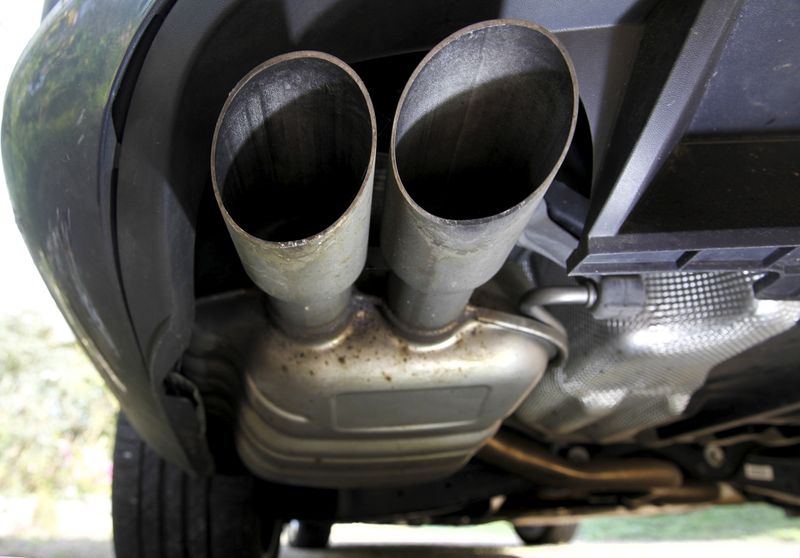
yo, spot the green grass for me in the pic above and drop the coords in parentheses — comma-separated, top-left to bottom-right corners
(577, 504, 800, 542)
(421, 503, 800, 542)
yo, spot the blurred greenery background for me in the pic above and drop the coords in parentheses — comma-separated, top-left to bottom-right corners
(0, 1, 799, 557)
(0, 0, 118, 543)
(0, 313, 116, 535)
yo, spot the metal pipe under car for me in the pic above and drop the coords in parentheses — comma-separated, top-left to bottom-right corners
(479, 429, 683, 491)
(381, 19, 578, 332)
(212, 51, 376, 334)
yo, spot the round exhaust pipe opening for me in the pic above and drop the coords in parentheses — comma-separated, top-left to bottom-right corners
(393, 20, 577, 221)
(382, 20, 578, 331)
(212, 52, 376, 331)
(213, 52, 374, 242)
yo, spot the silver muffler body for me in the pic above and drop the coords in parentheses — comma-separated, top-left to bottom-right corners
(192, 290, 562, 486)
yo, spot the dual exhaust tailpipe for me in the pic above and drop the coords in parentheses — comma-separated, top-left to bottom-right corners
(210, 21, 584, 487)
(212, 20, 578, 334)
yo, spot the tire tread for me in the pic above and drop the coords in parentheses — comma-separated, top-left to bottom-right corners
(112, 414, 271, 558)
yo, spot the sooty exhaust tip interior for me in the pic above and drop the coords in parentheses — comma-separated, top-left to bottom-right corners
(214, 54, 373, 242)
(394, 21, 577, 221)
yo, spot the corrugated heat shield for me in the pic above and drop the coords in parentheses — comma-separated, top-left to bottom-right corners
(514, 272, 800, 443)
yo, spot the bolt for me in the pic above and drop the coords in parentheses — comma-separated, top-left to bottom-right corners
(566, 446, 590, 463)
(704, 445, 725, 468)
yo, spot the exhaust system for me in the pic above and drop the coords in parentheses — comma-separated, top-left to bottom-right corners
(201, 24, 587, 488)
(212, 51, 376, 333)
(480, 430, 682, 491)
(382, 20, 578, 331)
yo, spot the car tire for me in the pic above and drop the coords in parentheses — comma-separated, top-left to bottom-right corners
(513, 523, 578, 545)
(287, 520, 332, 549)
(112, 413, 281, 558)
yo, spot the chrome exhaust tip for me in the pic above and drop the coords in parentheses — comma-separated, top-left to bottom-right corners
(382, 20, 579, 330)
(211, 51, 376, 331)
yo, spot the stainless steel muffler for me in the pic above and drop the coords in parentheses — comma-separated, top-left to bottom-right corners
(382, 20, 579, 331)
(212, 51, 376, 332)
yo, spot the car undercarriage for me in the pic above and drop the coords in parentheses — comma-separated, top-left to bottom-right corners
(3, 0, 800, 556)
